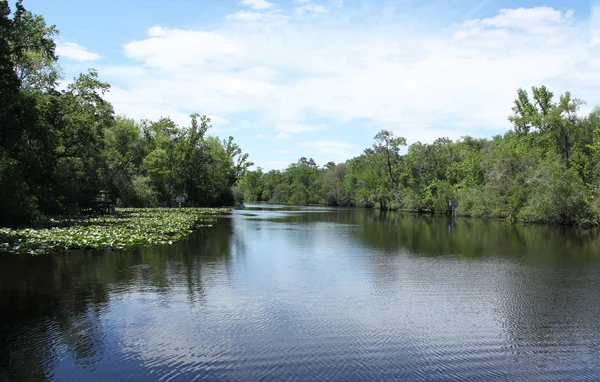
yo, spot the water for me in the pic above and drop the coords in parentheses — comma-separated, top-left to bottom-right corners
(1, 204, 600, 381)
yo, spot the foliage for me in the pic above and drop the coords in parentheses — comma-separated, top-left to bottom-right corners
(518, 159, 591, 224)
(0, 2, 250, 228)
(0, 208, 230, 255)
(238, 86, 600, 227)
(3, 1, 600, 230)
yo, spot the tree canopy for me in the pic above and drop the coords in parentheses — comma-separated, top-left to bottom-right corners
(238, 86, 600, 226)
(3, 1, 600, 228)
(0, 1, 251, 226)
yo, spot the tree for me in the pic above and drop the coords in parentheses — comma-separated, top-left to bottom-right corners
(519, 158, 591, 224)
(0, 0, 40, 224)
(347, 153, 388, 209)
(509, 86, 554, 135)
(99, 116, 150, 205)
(550, 91, 584, 167)
(8, 0, 60, 92)
(373, 129, 406, 188)
(238, 167, 265, 201)
(0, 1, 253, 226)
(286, 157, 321, 205)
(223, 135, 253, 185)
(43, 70, 115, 212)
(323, 162, 352, 206)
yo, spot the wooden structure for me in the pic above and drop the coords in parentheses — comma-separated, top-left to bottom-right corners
(83, 191, 116, 215)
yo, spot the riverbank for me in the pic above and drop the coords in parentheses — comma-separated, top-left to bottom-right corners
(0, 208, 230, 255)
(243, 200, 600, 228)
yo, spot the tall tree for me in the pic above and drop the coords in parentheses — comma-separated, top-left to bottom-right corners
(0, 0, 39, 224)
(9, 0, 60, 92)
(372, 129, 406, 188)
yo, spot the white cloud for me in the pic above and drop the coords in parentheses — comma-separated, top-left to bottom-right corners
(298, 140, 356, 163)
(56, 42, 101, 61)
(452, 7, 576, 42)
(227, 10, 266, 22)
(299, 140, 354, 150)
(240, 0, 276, 11)
(296, 3, 327, 14)
(123, 29, 238, 68)
(255, 133, 291, 140)
(104, 4, 598, 153)
(263, 160, 292, 170)
(275, 123, 328, 134)
(106, 84, 228, 131)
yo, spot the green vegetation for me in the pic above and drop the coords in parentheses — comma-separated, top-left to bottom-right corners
(3, 0, 600, 235)
(238, 87, 600, 227)
(0, 1, 251, 227)
(0, 208, 229, 255)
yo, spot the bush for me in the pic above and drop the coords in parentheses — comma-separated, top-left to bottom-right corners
(455, 187, 490, 217)
(120, 175, 159, 207)
(518, 159, 592, 224)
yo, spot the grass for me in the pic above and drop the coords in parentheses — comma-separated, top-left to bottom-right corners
(0, 207, 230, 255)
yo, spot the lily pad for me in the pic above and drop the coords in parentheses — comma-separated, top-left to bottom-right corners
(0, 207, 230, 255)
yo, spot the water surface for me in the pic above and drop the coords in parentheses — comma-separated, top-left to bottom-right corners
(1, 205, 600, 381)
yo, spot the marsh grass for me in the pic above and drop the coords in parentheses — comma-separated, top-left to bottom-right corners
(0, 208, 230, 255)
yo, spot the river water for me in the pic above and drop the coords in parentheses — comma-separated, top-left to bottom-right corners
(1, 204, 600, 381)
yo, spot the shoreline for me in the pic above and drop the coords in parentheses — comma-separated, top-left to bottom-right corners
(241, 201, 600, 229)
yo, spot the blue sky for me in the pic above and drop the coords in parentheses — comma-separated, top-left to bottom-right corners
(18, 0, 600, 170)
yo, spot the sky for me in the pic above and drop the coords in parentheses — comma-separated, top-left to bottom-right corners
(17, 0, 600, 170)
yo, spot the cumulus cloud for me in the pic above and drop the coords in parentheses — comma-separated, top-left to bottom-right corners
(275, 123, 328, 134)
(101, 2, 598, 167)
(240, 0, 276, 11)
(56, 42, 101, 61)
(256, 133, 291, 140)
(296, 3, 326, 14)
(298, 140, 357, 164)
(227, 10, 267, 22)
(263, 160, 293, 170)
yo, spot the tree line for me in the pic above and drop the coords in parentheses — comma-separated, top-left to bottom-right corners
(4, 1, 600, 228)
(0, 1, 251, 226)
(237, 86, 600, 226)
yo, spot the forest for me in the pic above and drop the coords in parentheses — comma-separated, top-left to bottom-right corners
(237, 88, 600, 226)
(0, 1, 251, 226)
(3, 0, 600, 229)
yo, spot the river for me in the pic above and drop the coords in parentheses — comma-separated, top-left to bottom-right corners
(1, 204, 600, 381)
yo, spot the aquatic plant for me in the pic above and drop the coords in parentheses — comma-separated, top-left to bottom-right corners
(0, 208, 230, 255)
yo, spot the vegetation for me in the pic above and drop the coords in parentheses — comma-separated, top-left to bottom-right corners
(0, 208, 229, 255)
(0, 1, 251, 227)
(3, 0, 600, 234)
(237, 87, 600, 227)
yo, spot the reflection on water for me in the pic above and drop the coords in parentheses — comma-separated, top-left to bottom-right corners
(1, 205, 600, 381)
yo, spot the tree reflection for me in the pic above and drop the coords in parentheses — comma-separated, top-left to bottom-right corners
(2, 209, 600, 380)
(0, 219, 233, 380)
(355, 211, 600, 264)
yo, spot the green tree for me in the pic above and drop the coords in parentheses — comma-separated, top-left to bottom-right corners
(323, 162, 353, 206)
(0, 1, 40, 224)
(347, 152, 388, 209)
(519, 158, 591, 224)
(373, 129, 406, 189)
(238, 167, 265, 201)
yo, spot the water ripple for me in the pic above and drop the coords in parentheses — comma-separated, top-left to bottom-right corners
(2, 209, 600, 381)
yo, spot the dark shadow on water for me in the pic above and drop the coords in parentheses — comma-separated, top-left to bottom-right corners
(0, 219, 233, 382)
